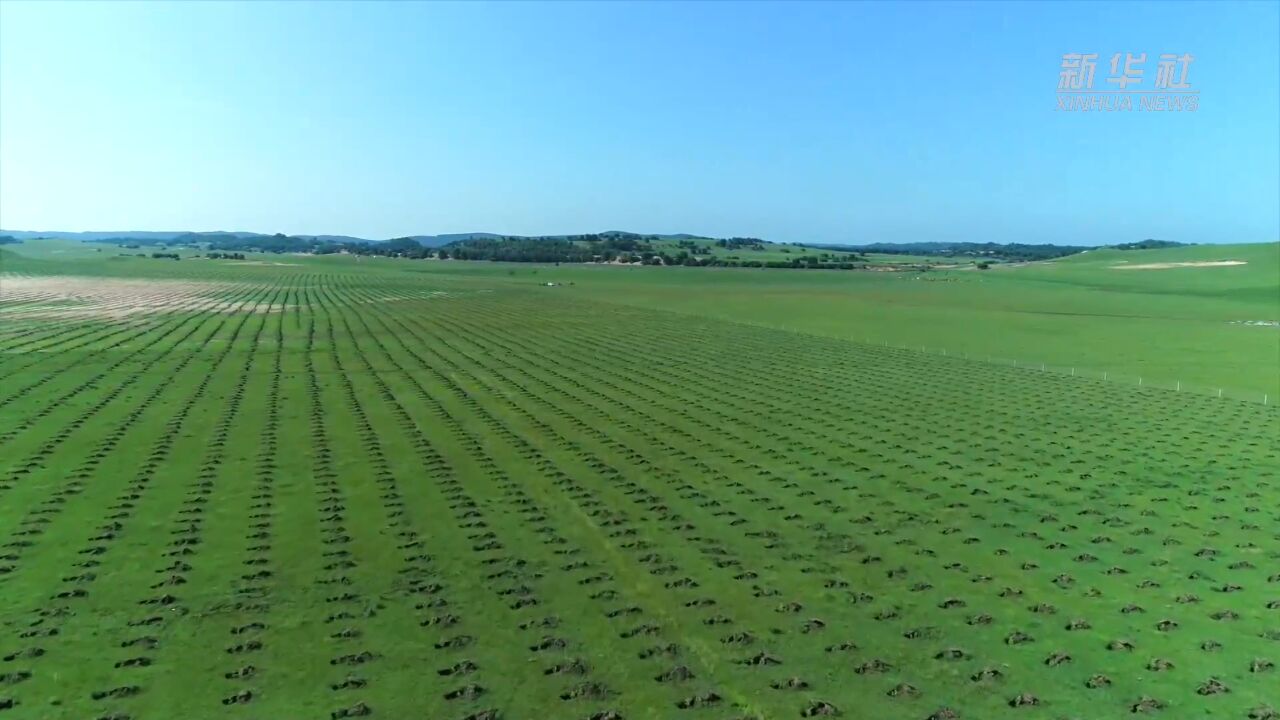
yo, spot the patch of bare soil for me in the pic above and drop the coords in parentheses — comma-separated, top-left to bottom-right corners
(1109, 261, 1246, 270)
(0, 274, 279, 320)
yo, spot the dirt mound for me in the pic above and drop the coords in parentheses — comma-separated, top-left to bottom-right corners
(1109, 260, 1246, 270)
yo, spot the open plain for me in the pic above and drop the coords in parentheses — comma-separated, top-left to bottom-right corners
(1, 242, 1278, 720)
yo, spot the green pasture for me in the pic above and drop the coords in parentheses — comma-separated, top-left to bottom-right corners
(397, 242, 1280, 398)
(0, 241, 1277, 719)
(2, 242, 1280, 717)
(5, 240, 1278, 398)
(5, 240, 1276, 398)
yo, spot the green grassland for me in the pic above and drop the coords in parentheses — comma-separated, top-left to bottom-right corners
(633, 238, 952, 266)
(422, 242, 1276, 399)
(0, 242, 1277, 720)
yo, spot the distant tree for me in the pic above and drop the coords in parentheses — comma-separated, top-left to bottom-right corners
(1113, 239, 1187, 251)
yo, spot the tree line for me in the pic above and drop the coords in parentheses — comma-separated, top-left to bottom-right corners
(815, 241, 1090, 262)
(166, 232, 869, 268)
(1112, 239, 1187, 250)
(86, 231, 876, 270)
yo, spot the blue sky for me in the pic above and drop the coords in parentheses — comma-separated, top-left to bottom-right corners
(1, 1, 1276, 245)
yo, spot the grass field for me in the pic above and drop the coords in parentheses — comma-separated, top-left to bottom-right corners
(445, 242, 1279, 399)
(1, 243, 1278, 720)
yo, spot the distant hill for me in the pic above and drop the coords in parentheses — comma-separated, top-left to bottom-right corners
(1, 230, 194, 241)
(3, 229, 736, 260)
(810, 240, 1199, 260)
(293, 235, 373, 245)
(413, 231, 716, 247)
(405, 233, 505, 248)
(0, 229, 290, 242)
(1110, 239, 1189, 250)
(806, 241, 1090, 262)
(0, 229, 715, 247)
(812, 241, 958, 254)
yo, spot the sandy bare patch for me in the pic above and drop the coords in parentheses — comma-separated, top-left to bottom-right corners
(0, 274, 280, 321)
(1109, 260, 1247, 270)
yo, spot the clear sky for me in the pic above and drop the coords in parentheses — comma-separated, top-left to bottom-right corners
(1, 1, 1277, 245)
